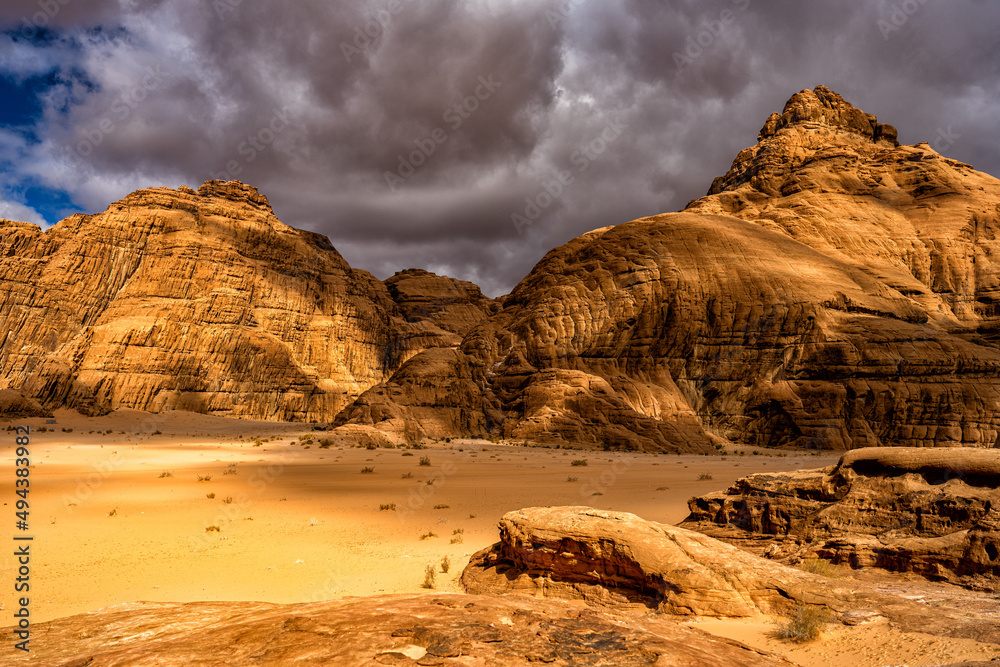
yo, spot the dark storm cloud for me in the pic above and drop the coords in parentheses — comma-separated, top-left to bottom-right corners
(0, 0, 998, 296)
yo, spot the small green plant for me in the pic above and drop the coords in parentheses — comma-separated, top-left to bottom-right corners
(419, 456, 431, 466)
(361, 466, 375, 474)
(380, 503, 397, 511)
(697, 472, 713, 481)
(206, 493, 216, 499)
(773, 604, 830, 644)
(440, 556, 451, 573)
(420, 530, 437, 540)
(205, 525, 220, 532)
(571, 459, 588, 467)
(421, 564, 436, 589)
(158, 471, 173, 478)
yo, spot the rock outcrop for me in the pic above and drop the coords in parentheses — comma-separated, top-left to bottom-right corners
(683, 447, 1000, 589)
(461, 506, 859, 617)
(337, 86, 1000, 451)
(0, 181, 439, 422)
(384, 268, 501, 345)
(1, 594, 795, 666)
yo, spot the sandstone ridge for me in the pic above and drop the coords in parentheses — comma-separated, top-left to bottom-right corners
(683, 447, 1000, 588)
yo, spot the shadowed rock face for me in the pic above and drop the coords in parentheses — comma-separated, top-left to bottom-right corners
(0, 181, 440, 422)
(336, 86, 1000, 451)
(683, 447, 1000, 588)
(461, 506, 859, 617)
(0, 594, 795, 667)
(384, 268, 501, 343)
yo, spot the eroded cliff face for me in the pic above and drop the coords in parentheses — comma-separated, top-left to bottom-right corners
(337, 86, 1000, 451)
(682, 448, 1000, 589)
(0, 181, 422, 421)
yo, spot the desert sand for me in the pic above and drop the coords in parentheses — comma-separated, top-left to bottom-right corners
(2, 409, 998, 666)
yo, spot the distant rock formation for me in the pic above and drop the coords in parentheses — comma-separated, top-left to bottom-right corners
(3, 594, 795, 666)
(0, 182, 492, 422)
(338, 86, 1000, 451)
(461, 506, 859, 617)
(8, 86, 1000, 451)
(683, 447, 1000, 589)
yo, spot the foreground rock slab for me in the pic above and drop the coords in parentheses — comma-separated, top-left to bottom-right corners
(683, 447, 1000, 589)
(0, 594, 794, 667)
(461, 506, 858, 617)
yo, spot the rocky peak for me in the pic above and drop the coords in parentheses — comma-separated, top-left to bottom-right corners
(196, 179, 274, 212)
(706, 85, 900, 196)
(758, 85, 899, 146)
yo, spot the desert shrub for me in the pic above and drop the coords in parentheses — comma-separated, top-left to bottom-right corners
(697, 472, 713, 481)
(452, 528, 464, 535)
(450, 534, 464, 544)
(206, 493, 216, 499)
(420, 530, 437, 540)
(571, 459, 588, 467)
(380, 503, 397, 511)
(773, 604, 829, 643)
(107, 508, 117, 517)
(318, 439, 333, 449)
(567, 476, 578, 482)
(361, 466, 375, 474)
(205, 525, 220, 532)
(197, 475, 212, 482)
(421, 565, 436, 589)
(402, 451, 414, 457)
(419, 456, 431, 466)
(440, 556, 451, 573)
(401, 472, 414, 479)
(366, 443, 378, 450)
(433, 504, 450, 509)
(223, 497, 233, 504)
(158, 471, 173, 478)
(797, 559, 842, 579)
(153, 430, 162, 435)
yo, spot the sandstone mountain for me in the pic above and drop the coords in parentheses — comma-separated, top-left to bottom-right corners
(336, 86, 1000, 451)
(6, 87, 1000, 451)
(683, 447, 1000, 589)
(0, 182, 494, 421)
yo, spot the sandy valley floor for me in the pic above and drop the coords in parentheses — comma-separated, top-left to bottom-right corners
(2, 409, 998, 666)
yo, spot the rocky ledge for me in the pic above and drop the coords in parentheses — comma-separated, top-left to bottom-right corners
(683, 447, 1000, 589)
(1, 594, 794, 666)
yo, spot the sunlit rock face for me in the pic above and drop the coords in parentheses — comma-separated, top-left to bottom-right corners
(337, 86, 1000, 451)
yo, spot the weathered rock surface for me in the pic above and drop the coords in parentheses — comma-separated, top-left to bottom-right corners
(461, 506, 858, 617)
(0, 181, 437, 422)
(683, 447, 1000, 588)
(385, 268, 501, 345)
(1, 594, 795, 666)
(337, 86, 1000, 451)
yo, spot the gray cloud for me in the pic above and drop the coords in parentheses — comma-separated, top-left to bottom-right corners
(1, 0, 997, 296)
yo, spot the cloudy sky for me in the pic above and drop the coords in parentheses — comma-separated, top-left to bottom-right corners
(0, 0, 997, 296)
